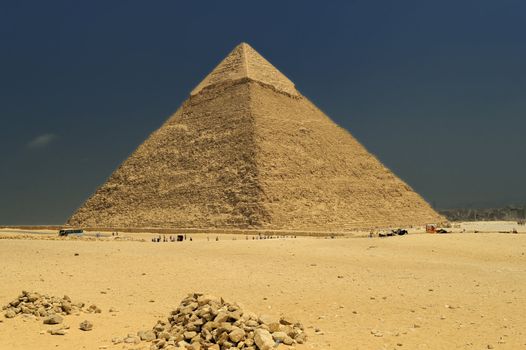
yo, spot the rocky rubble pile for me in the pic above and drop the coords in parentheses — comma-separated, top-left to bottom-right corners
(120, 293, 307, 350)
(2, 290, 101, 320)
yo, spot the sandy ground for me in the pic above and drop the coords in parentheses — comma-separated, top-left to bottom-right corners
(1, 222, 526, 350)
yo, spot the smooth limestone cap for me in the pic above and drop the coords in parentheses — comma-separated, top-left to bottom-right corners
(191, 42, 298, 97)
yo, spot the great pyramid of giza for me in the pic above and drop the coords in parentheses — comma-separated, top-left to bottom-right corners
(68, 43, 443, 231)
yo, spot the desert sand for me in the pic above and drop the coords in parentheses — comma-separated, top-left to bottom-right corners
(1, 223, 525, 349)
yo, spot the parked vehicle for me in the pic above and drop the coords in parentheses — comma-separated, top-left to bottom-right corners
(58, 229, 84, 236)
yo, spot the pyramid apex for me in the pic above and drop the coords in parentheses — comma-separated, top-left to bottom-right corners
(236, 42, 255, 52)
(190, 43, 298, 97)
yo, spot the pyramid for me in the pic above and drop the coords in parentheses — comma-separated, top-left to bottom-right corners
(68, 43, 443, 231)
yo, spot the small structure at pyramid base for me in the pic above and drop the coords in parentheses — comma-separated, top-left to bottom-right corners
(67, 43, 444, 232)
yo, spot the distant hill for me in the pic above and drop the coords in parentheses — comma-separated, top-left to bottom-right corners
(439, 206, 526, 222)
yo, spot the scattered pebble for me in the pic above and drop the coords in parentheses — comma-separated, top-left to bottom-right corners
(48, 328, 67, 336)
(86, 304, 102, 313)
(79, 320, 93, 331)
(370, 329, 383, 337)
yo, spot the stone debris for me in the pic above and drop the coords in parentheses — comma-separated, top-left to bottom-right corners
(43, 314, 63, 325)
(79, 320, 93, 331)
(48, 328, 68, 336)
(124, 334, 141, 344)
(111, 337, 123, 344)
(2, 291, 101, 325)
(138, 330, 156, 341)
(87, 304, 102, 313)
(47, 324, 70, 335)
(120, 293, 307, 349)
(254, 329, 275, 350)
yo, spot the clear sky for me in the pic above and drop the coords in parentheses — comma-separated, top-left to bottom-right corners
(1, 1, 525, 224)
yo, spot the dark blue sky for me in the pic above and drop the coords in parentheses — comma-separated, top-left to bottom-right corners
(1, 1, 525, 224)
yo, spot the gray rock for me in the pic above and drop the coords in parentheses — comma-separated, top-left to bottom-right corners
(229, 328, 245, 343)
(279, 316, 295, 325)
(254, 329, 275, 350)
(61, 301, 72, 314)
(242, 311, 258, 321)
(154, 322, 165, 332)
(4, 309, 16, 318)
(159, 331, 171, 340)
(258, 314, 277, 325)
(283, 336, 294, 345)
(197, 295, 221, 306)
(214, 311, 229, 323)
(27, 293, 39, 302)
(295, 332, 307, 344)
(37, 306, 48, 316)
(43, 314, 63, 325)
(48, 328, 67, 335)
(87, 304, 102, 313)
(154, 339, 166, 348)
(245, 320, 259, 328)
(272, 331, 288, 342)
(268, 322, 280, 333)
(111, 337, 123, 344)
(177, 340, 191, 348)
(79, 320, 93, 331)
(183, 331, 197, 340)
(138, 329, 156, 341)
(124, 336, 140, 344)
